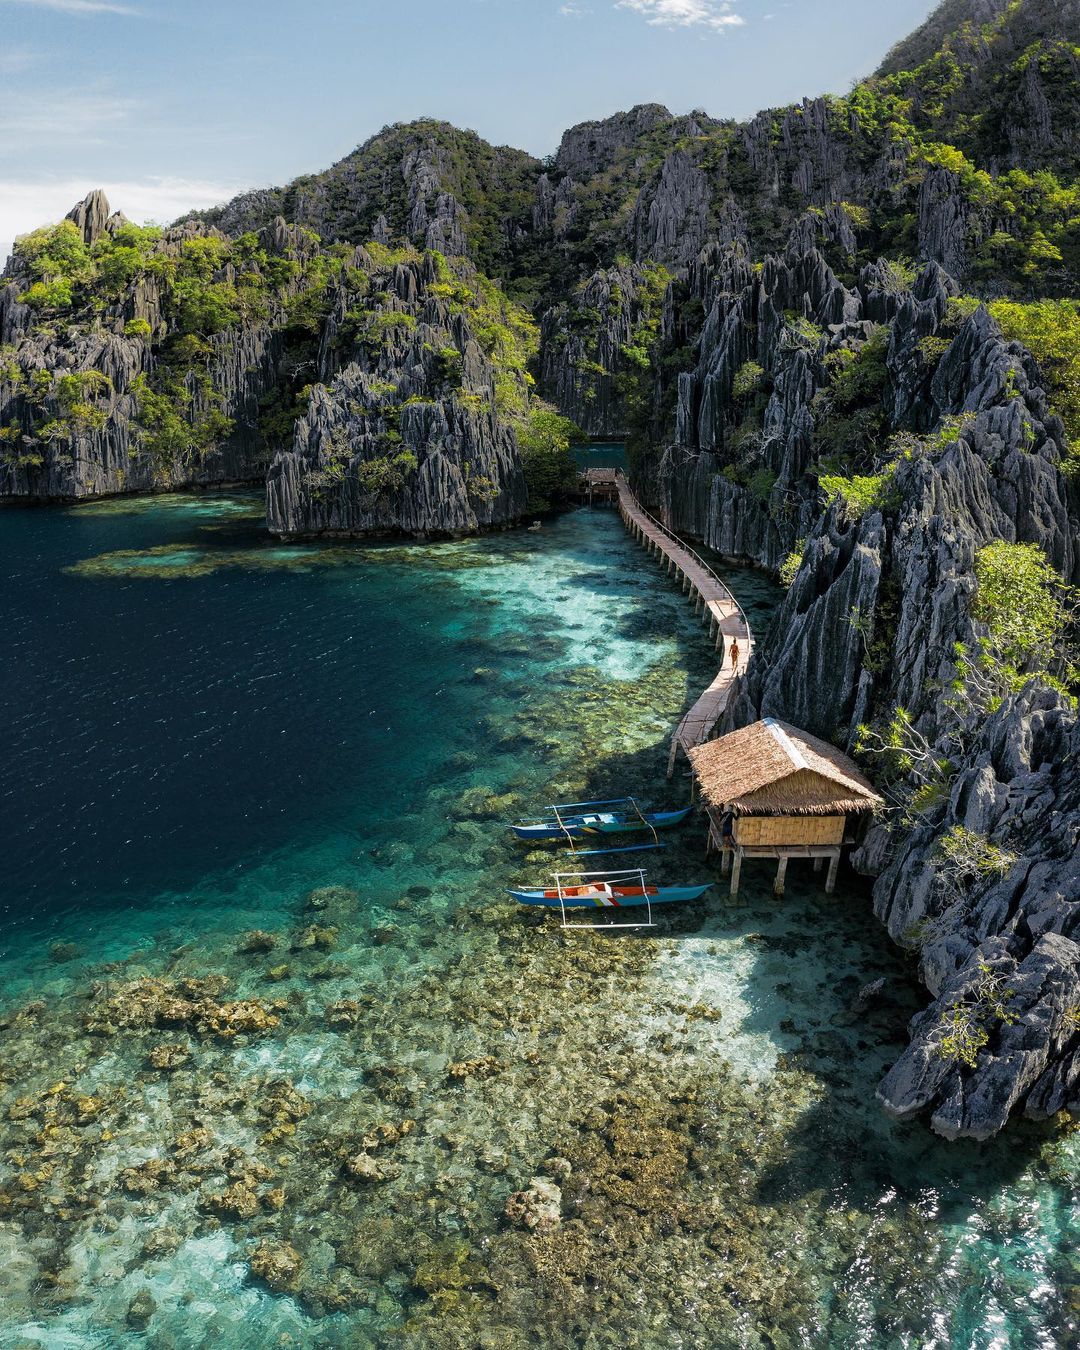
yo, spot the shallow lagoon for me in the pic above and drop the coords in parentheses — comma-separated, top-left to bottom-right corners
(0, 494, 1075, 1348)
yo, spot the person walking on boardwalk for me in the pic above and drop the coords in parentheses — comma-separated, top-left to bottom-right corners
(730, 638, 740, 670)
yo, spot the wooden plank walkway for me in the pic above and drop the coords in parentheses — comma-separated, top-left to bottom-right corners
(616, 474, 754, 777)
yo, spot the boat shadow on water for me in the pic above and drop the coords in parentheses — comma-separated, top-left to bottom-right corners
(515, 740, 1075, 1337)
(524, 727, 1058, 1124)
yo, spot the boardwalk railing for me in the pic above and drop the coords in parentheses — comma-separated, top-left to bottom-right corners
(621, 486, 746, 619)
(615, 473, 754, 778)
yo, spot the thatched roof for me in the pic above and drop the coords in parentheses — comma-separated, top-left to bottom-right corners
(688, 719, 883, 817)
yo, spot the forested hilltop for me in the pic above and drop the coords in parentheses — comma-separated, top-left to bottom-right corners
(4, 0, 1079, 512)
(2, 0, 1078, 1136)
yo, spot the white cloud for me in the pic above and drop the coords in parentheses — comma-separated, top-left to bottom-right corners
(0, 46, 36, 73)
(0, 176, 248, 270)
(559, 2, 588, 14)
(3, 0, 139, 14)
(616, 0, 744, 31)
(0, 90, 137, 145)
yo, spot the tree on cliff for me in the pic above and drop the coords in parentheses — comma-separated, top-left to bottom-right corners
(517, 407, 583, 514)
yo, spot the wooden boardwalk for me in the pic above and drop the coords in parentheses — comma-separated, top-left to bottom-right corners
(616, 474, 754, 777)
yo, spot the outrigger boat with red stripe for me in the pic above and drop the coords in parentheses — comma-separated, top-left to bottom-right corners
(508, 867, 713, 931)
(509, 880, 712, 908)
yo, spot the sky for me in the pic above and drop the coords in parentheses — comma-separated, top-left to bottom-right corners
(0, 0, 941, 265)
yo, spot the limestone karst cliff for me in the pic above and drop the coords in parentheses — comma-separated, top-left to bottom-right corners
(266, 248, 529, 536)
(1, 201, 536, 533)
(5, 0, 1077, 503)
(2, 0, 1078, 1135)
(669, 224, 1079, 1138)
(1, 199, 309, 497)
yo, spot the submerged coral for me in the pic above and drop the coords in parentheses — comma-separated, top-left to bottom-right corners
(0, 501, 1074, 1347)
(0, 857, 1074, 1346)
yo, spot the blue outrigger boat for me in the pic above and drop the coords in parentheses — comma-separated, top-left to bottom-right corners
(509, 880, 712, 908)
(509, 868, 712, 929)
(511, 798, 691, 848)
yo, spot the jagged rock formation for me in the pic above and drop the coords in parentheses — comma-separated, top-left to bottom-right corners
(0, 321, 274, 499)
(0, 196, 313, 497)
(670, 231, 1080, 1138)
(2, 0, 1078, 1135)
(266, 249, 527, 536)
(184, 0, 1080, 308)
(654, 211, 865, 567)
(678, 248, 1075, 730)
(65, 188, 124, 245)
(880, 1, 1080, 181)
(872, 687, 1080, 1139)
(573, 11, 1080, 1130)
(552, 104, 683, 181)
(7, 0, 1078, 494)
(538, 260, 669, 436)
(0, 193, 536, 519)
(200, 122, 542, 282)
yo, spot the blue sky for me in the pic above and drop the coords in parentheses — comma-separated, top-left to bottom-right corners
(0, 0, 939, 263)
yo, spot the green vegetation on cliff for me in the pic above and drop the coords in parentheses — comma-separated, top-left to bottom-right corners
(5, 218, 342, 476)
(4, 0, 1080, 508)
(2, 213, 572, 494)
(971, 540, 1079, 693)
(517, 409, 582, 513)
(986, 298, 1080, 455)
(181, 3, 1073, 309)
(199, 120, 541, 287)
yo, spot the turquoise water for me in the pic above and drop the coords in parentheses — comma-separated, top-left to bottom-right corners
(571, 441, 627, 470)
(0, 493, 1075, 1348)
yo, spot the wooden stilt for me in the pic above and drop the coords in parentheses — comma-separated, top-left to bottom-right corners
(721, 843, 731, 875)
(825, 852, 840, 894)
(774, 856, 788, 896)
(730, 848, 742, 896)
(813, 857, 824, 873)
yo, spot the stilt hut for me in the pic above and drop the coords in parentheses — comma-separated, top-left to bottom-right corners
(576, 467, 620, 506)
(687, 718, 883, 896)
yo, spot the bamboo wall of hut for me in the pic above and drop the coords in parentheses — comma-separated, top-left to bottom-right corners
(733, 814, 846, 848)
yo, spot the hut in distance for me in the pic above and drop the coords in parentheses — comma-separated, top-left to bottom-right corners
(687, 718, 883, 896)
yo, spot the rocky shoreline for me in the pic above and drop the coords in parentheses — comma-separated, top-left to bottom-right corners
(2, 0, 1078, 1144)
(634, 230, 1080, 1139)
(4, 826, 1072, 1345)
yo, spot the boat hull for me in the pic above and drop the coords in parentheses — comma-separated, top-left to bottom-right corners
(511, 807, 691, 842)
(508, 883, 712, 909)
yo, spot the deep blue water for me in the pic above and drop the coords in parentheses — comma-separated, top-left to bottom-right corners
(1, 496, 469, 932)
(0, 491, 1075, 1349)
(0, 491, 736, 965)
